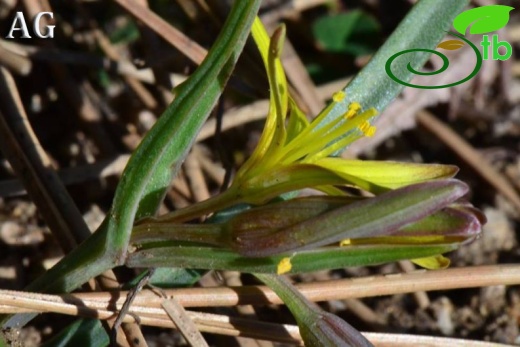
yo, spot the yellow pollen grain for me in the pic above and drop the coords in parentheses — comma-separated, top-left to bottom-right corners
(332, 91, 346, 102)
(340, 239, 352, 246)
(277, 257, 292, 274)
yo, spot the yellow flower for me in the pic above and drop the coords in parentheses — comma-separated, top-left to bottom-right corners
(150, 18, 457, 226)
(230, 18, 456, 204)
(137, 18, 484, 272)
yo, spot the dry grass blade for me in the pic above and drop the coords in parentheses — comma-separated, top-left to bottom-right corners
(0, 291, 302, 344)
(365, 333, 512, 347)
(0, 264, 516, 311)
(398, 260, 430, 309)
(113, 0, 207, 65)
(281, 38, 324, 115)
(162, 298, 209, 347)
(0, 42, 32, 75)
(22, 0, 117, 155)
(0, 67, 141, 346)
(185, 150, 211, 203)
(77, 2, 158, 110)
(0, 290, 512, 346)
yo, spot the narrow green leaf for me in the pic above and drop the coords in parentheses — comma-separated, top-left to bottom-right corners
(453, 5, 514, 35)
(126, 242, 457, 273)
(105, 0, 261, 258)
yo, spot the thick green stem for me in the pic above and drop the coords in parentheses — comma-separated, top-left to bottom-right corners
(255, 274, 373, 346)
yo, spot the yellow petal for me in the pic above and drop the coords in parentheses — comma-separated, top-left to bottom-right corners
(317, 159, 459, 194)
(251, 17, 270, 64)
(239, 18, 289, 177)
(286, 99, 310, 142)
(411, 255, 450, 269)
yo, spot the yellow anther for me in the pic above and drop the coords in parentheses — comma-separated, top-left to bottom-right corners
(332, 91, 346, 102)
(345, 102, 361, 119)
(365, 125, 377, 137)
(358, 121, 376, 137)
(349, 102, 361, 111)
(277, 257, 292, 274)
(359, 121, 370, 133)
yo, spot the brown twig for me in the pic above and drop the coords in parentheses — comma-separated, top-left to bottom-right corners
(0, 42, 32, 75)
(162, 298, 210, 347)
(281, 38, 324, 115)
(398, 260, 430, 309)
(76, 2, 158, 110)
(184, 150, 211, 203)
(113, 0, 207, 65)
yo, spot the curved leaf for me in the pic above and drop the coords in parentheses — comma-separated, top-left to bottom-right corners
(453, 5, 514, 35)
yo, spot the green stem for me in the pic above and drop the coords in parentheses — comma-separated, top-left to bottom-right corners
(147, 186, 242, 223)
(255, 274, 373, 346)
(131, 222, 224, 247)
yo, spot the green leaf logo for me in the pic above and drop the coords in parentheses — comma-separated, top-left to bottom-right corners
(453, 5, 514, 35)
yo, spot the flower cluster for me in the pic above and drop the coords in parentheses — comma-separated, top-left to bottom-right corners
(142, 18, 484, 270)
